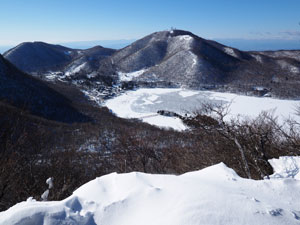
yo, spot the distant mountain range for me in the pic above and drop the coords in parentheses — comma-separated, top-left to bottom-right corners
(3, 30, 300, 98)
(59, 39, 136, 50)
(1, 38, 299, 54)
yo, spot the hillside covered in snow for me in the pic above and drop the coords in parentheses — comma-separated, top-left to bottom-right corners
(1, 157, 300, 225)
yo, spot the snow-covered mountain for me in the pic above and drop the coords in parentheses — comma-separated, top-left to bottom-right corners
(63, 46, 115, 77)
(3, 42, 80, 74)
(257, 50, 300, 61)
(1, 157, 300, 225)
(97, 29, 300, 97)
(97, 30, 247, 86)
(3, 42, 118, 101)
(3, 42, 116, 77)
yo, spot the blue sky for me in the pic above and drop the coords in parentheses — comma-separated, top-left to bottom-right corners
(0, 0, 299, 46)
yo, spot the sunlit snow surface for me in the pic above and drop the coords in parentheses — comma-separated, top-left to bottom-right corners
(224, 47, 238, 58)
(104, 88, 300, 130)
(1, 157, 300, 225)
(65, 62, 87, 76)
(118, 69, 147, 81)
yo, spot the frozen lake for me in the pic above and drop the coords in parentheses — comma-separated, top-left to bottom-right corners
(104, 88, 300, 130)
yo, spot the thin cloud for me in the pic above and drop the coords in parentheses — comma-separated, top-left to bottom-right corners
(278, 30, 300, 39)
(247, 30, 300, 40)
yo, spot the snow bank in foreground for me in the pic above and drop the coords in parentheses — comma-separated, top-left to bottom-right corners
(1, 157, 300, 225)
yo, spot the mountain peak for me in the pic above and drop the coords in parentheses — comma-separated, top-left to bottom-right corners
(3, 42, 78, 73)
(169, 29, 195, 36)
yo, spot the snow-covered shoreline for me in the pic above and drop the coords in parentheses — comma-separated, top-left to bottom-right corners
(1, 157, 300, 225)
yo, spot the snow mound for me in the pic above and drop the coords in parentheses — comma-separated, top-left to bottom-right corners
(269, 156, 300, 179)
(1, 161, 300, 225)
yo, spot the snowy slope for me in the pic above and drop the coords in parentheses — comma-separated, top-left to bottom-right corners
(1, 157, 300, 225)
(104, 88, 300, 130)
(118, 69, 147, 81)
(108, 29, 252, 87)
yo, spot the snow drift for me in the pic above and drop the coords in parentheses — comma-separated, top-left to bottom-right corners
(1, 157, 300, 225)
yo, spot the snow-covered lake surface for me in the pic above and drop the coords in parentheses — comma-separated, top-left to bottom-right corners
(1, 157, 300, 225)
(104, 88, 300, 130)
